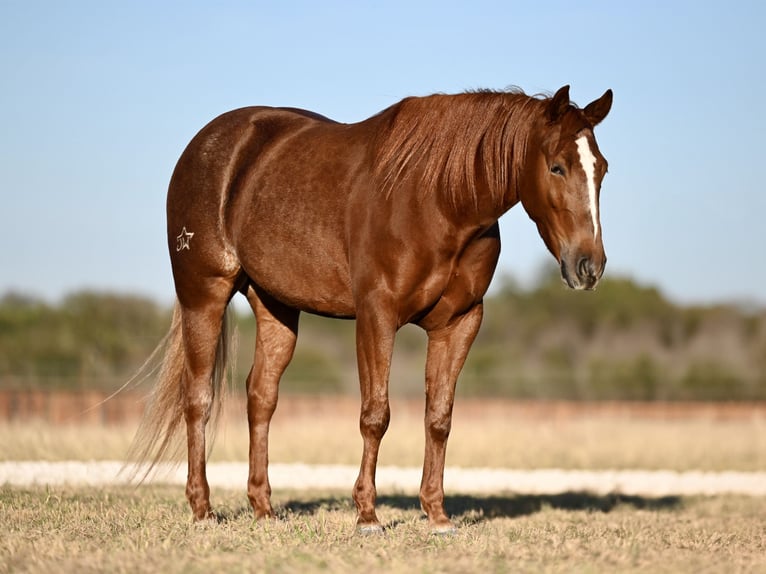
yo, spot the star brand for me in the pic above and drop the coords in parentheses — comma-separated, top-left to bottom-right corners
(176, 227, 194, 251)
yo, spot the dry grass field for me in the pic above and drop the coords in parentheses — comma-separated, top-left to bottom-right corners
(2, 394, 766, 572)
(2, 395, 765, 471)
(2, 486, 765, 573)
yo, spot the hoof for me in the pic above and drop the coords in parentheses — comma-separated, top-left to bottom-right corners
(251, 514, 277, 526)
(192, 509, 214, 522)
(429, 523, 457, 536)
(253, 509, 276, 521)
(357, 523, 385, 536)
(192, 513, 218, 528)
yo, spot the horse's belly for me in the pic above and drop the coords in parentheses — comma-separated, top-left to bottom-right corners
(238, 243, 355, 318)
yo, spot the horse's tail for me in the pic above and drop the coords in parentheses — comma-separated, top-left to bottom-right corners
(123, 300, 234, 482)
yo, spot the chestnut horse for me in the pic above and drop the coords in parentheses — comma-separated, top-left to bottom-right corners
(129, 85, 612, 533)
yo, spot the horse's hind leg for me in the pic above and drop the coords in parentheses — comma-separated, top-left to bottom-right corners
(178, 278, 235, 520)
(245, 286, 299, 519)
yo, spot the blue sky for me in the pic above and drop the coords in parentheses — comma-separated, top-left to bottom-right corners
(1, 1, 764, 306)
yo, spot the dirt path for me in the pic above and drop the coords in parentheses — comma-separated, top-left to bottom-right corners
(2, 461, 765, 497)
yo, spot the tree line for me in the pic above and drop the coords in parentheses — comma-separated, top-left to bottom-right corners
(1, 268, 764, 400)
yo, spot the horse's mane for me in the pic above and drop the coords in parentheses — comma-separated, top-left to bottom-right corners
(372, 89, 549, 210)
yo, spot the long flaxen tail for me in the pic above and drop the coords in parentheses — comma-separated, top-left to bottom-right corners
(123, 301, 235, 482)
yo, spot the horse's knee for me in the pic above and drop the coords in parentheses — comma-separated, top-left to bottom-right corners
(359, 402, 390, 439)
(426, 408, 452, 443)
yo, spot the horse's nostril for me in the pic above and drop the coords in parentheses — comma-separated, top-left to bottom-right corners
(577, 257, 591, 280)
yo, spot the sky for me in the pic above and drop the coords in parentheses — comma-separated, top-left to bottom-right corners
(1, 1, 764, 308)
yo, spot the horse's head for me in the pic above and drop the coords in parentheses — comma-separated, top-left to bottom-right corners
(520, 86, 613, 290)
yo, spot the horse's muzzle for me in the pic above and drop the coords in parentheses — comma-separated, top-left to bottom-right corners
(560, 254, 605, 291)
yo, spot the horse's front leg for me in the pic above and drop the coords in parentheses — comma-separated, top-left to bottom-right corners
(420, 303, 484, 533)
(352, 297, 397, 534)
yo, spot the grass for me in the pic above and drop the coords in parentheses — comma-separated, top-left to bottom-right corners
(3, 398, 765, 572)
(2, 397, 765, 471)
(2, 485, 765, 573)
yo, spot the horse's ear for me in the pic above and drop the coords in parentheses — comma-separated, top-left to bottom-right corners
(583, 89, 613, 126)
(547, 85, 571, 122)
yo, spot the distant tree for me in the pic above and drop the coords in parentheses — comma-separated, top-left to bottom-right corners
(1, 279, 764, 400)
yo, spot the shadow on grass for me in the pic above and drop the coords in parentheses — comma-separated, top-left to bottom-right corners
(275, 491, 681, 525)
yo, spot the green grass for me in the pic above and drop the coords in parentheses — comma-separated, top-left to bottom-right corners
(2, 485, 765, 573)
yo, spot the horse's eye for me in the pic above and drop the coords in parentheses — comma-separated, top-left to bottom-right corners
(551, 164, 565, 176)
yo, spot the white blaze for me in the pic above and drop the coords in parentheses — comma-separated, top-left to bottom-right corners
(576, 135, 599, 239)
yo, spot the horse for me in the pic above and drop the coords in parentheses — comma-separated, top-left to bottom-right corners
(128, 84, 612, 534)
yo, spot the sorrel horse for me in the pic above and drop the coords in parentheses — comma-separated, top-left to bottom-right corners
(129, 85, 612, 533)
